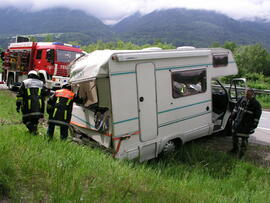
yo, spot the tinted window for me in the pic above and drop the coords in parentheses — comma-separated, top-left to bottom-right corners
(56, 50, 82, 63)
(172, 69, 207, 98)
(36, 49, 42, 59)
(213, 54, 228, 67)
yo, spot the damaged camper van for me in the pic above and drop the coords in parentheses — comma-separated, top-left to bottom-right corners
(69, 47, 244, 162)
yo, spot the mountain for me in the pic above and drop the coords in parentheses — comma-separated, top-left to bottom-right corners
(0, 7, 116, 46)
(113, 8, 270, 49)
(0, 7, 270, 50)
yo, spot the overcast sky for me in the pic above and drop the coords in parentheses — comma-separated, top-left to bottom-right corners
(1, 0, 270, 24)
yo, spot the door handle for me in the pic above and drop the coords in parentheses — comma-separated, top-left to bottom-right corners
(139, 97, 144, 102)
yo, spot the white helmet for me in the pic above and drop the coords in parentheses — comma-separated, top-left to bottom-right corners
(28, 70, 38, 76)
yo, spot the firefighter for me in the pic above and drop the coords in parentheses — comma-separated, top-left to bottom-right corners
(16, 70, 48, 135)
(46, 82, 77, 140)
(229, 88, 262, 157)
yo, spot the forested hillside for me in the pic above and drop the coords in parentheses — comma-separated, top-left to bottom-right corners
(113, 8, 270, 49)
(0, 8, 115, 47)
(0, 7, 270, 50)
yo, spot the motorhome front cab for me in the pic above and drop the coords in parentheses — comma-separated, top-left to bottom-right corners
(69, 48, 239, 162)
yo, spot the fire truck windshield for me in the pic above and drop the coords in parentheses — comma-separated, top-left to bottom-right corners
(56, 49, 82, 63)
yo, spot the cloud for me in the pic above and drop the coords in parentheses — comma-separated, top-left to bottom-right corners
(1, 0, 270, 23)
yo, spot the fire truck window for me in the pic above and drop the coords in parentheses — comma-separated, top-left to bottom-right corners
(36, 50, 42, 59)
(75, 81, 98, 107)
(46, 49, 55, 63)
(171, 69, 207, 98)
(56, 50, 82, 63)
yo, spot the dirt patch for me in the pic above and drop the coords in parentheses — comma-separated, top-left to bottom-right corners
(196, 135, 270, 167)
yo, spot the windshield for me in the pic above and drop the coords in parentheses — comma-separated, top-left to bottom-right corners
(56, 49, 83, 63)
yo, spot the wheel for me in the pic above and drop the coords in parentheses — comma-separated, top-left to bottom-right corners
(162, 140, 176, 155)
(7, 75, 14, 89)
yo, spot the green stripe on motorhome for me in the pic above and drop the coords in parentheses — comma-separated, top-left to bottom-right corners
(110, 71, 136, 76)
(109, 61, 236, 76)
(113, 117, 138, 125)
(158, 99, 211, 114)
(156, 63, 212, 71)
(72, 114, 96, 128)
(159, 111, 211, 128)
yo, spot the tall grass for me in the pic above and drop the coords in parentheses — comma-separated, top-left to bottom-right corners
(1, 90, 270, 202)
(257, 95, 270, 109)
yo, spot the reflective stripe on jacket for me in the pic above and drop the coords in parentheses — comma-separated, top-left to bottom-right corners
(48, 88, 75, 125)
(16, 78, 45, 120)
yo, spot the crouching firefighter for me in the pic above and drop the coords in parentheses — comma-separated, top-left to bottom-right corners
(16, 70, 48, 135)
(229, 88, 262, 157)
(47, 83, 78, 140)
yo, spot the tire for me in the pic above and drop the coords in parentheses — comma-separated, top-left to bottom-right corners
(162, 140, 176, 155)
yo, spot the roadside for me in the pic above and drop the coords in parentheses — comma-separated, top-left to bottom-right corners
(196, 134, 270, 167)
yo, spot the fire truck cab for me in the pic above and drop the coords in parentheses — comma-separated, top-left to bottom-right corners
(2, 41, 83, 89)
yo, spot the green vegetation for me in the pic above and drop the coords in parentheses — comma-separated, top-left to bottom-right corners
(82, 40, 175, 53)
(44, 34, 54, 42)
(1, 90, 270, 202)
(212, 42, 270, 108)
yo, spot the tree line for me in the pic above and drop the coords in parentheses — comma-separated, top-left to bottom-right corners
(211, 42, 270, 89)
(1, 40, 270, 89)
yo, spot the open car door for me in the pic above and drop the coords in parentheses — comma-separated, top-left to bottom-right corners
(229, 78, 247, 104)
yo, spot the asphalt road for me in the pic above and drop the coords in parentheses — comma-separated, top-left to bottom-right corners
(250, 111, 270, 145)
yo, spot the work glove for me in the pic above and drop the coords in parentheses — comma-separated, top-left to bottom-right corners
(16, 107, 20, 113)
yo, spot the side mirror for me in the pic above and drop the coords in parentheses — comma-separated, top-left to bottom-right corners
(46, 49, 55, 65)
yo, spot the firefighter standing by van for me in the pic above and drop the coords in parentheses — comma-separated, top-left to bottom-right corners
(230, 88, 262, 157)
(46, 83, 77, 140)
(16, 70, 48, 135)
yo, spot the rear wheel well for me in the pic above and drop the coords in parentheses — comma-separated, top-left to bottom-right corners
(172, 138, 183, 147)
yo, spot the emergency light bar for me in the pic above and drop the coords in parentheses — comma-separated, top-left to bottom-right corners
(52, 42, 80, 48)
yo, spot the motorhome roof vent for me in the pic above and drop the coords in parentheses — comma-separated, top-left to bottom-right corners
(142, 47, 162, 51)
(176, 46, 196, 51)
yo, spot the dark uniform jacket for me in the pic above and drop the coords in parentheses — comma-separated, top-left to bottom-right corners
(16, 77, 47, 122)
(47, 88, 75, 126)
(231, 96, 262, 134)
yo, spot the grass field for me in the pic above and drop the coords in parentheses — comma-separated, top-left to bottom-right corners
(1, 90, 270, 202)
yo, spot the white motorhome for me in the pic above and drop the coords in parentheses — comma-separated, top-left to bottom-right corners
(69, 47, 243, 161)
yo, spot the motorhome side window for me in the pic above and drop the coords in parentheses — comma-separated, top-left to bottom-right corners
(172, 69, 207, 98)
(74, 81, 98, 108)
(213, 54, 228, 67)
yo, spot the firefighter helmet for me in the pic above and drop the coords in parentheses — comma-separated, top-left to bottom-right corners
(28, 70, 38, 76)
(62, 81, 71, 89)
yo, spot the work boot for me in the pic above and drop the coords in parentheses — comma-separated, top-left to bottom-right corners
(228, 147, 238, 154)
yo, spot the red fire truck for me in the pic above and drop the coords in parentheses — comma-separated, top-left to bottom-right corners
(1, 41, 83, 88)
